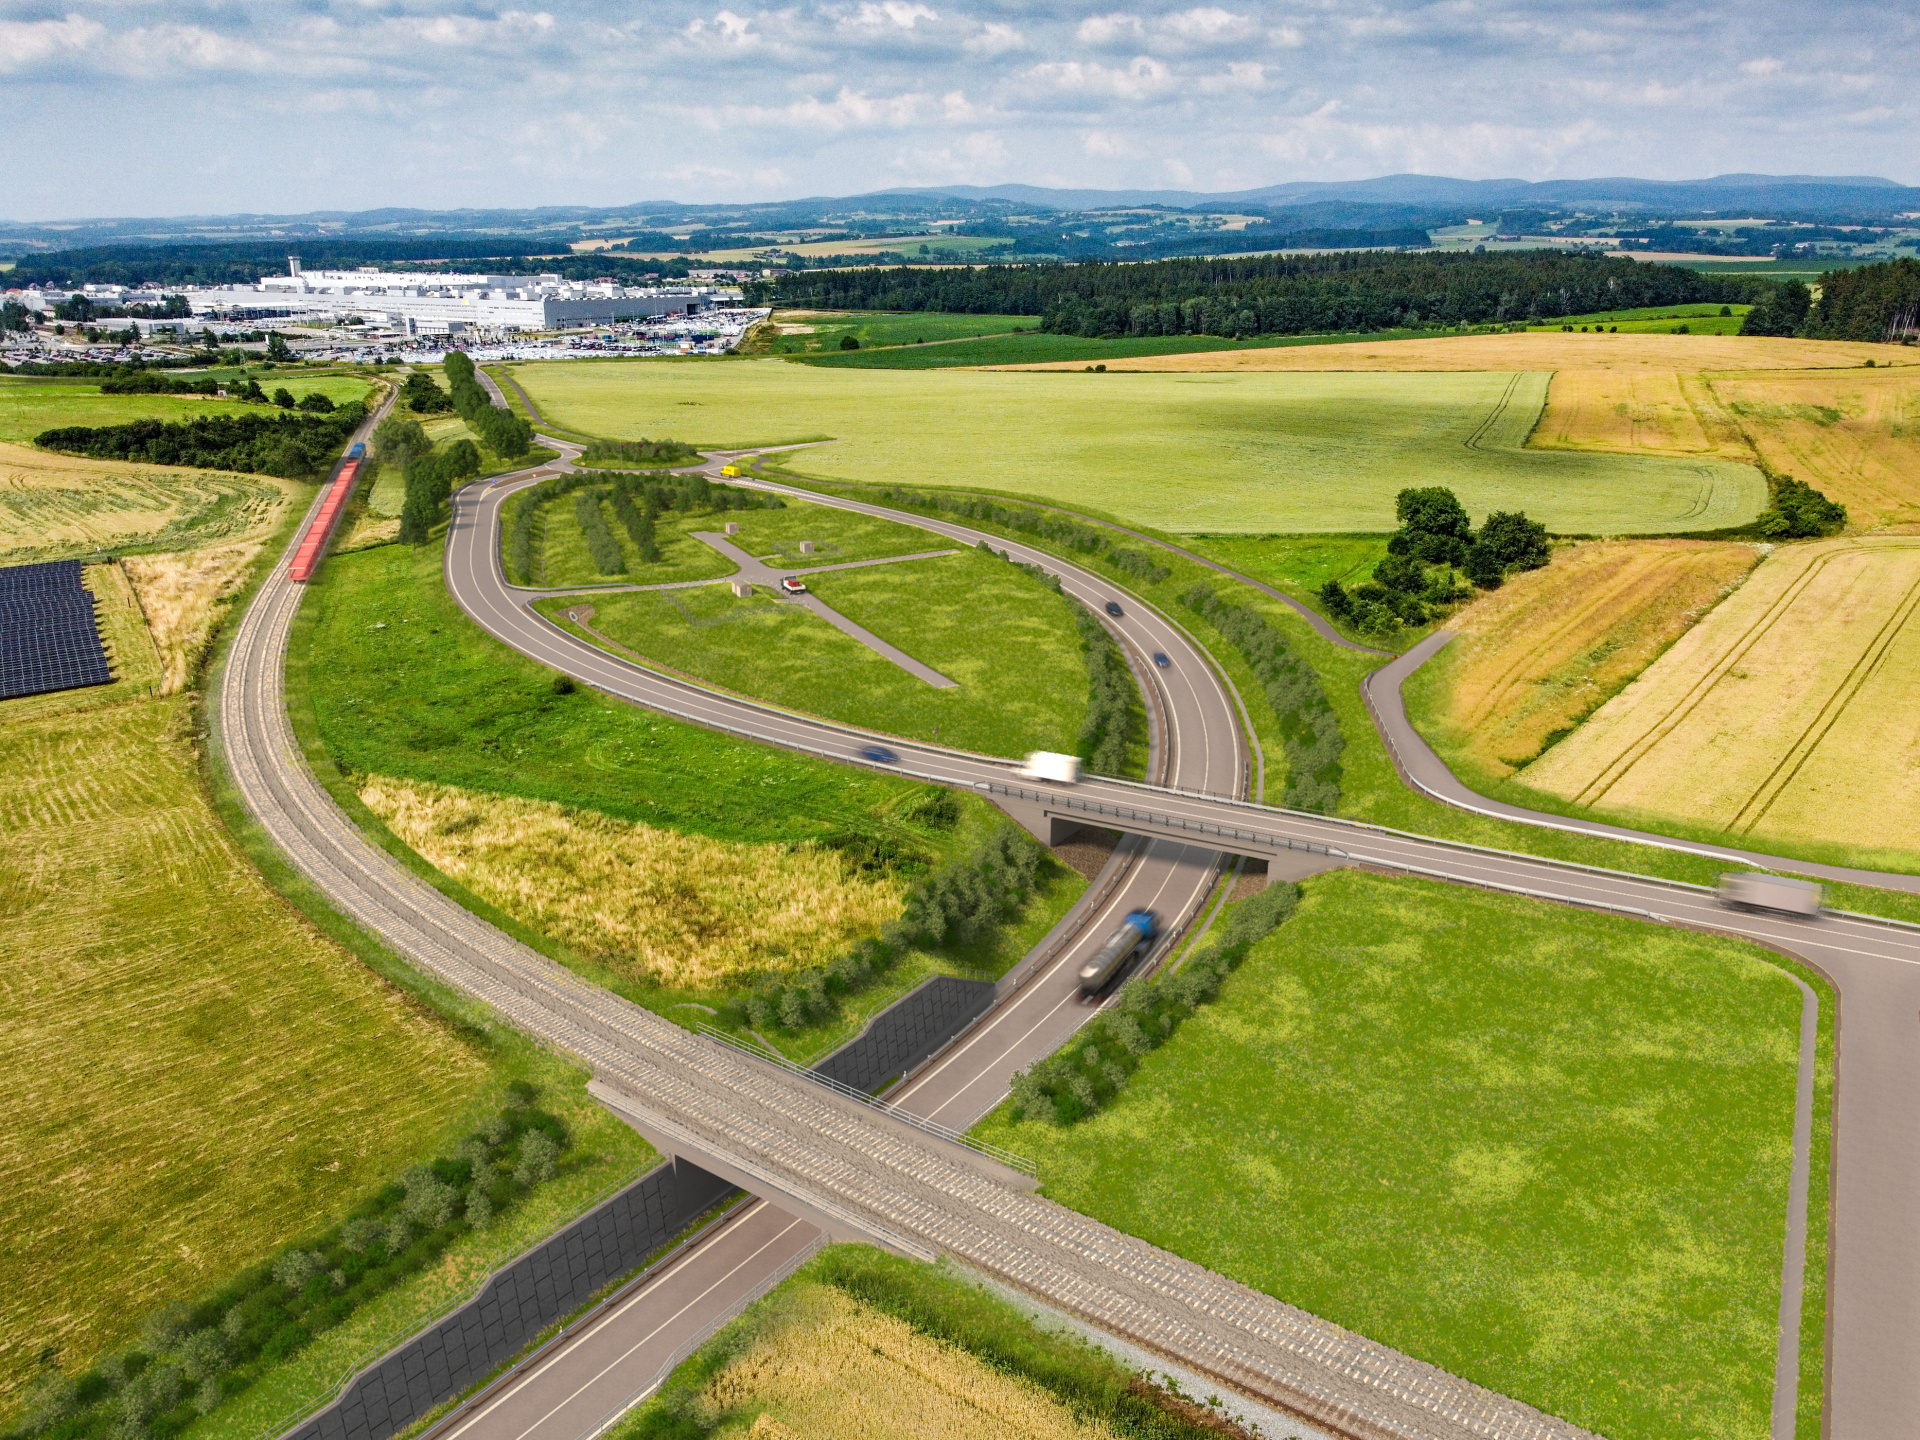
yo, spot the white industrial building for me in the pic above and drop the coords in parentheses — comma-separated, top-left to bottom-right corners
(201, 258, 738, 335)
(9, 259, 740, 338)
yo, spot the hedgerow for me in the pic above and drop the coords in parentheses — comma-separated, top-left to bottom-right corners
(1008, 883, 1300, 1126)
(5, 1086, 572, 1440)
(1182, 583, 1343, 812)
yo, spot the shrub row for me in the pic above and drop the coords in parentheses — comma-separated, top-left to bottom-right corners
(399, 440, 480, 544)
(1009, 882, 1300, 1126)
(443, 352, 533, 459)
(6, 1085, 572, 1440)
(608, 483, 661, 560)
(1183, 583, 1343, 813)
(879, 485, 1167, 585)
(401, 370, 454, 413)
(609, 469, 782, 516)
(1073, 602, 1134, 776)
(739, 819, 1040, 1035)
(574, 490, 626, 574)
(35, 406, 368, 480)
(581, 437, 700, 467)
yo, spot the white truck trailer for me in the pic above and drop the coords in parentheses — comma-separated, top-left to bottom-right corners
(1718, 873, 1823, 917)
(1017, 751, 1082, 784)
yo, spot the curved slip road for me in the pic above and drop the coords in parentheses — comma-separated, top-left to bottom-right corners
(444, 452, 1920, 1440)
(224, 410, 1919, 1438)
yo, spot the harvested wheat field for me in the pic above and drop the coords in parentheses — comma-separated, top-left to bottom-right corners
(0, 443, 288, 563)
(697, 1282, 1117, 1440)
(122, 543, 260, 694)
(1711, 369, 1920, 530)
(1522, 537, 1920, 856)
(0, 694, 488, 1410)
(1529, 370, 1751, 460)
(995, 331, 1919, 374)
(1409, 540, 1760, 779)
(360, 776, 907, 988)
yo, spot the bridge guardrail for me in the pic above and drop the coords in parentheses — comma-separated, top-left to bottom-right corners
(975, 779, 1347, 861)
(695, 1023, 1037, 1178)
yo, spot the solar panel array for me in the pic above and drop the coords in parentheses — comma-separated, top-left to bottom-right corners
(1, 559, 114, 701)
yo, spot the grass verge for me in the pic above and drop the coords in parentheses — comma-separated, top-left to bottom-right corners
(973, 869, 1833, 1440)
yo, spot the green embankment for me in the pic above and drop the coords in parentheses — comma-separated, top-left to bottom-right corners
(505, 360, 1765, 535)
(542, 548, 1094, 760)
(294, 532, 1087, 1058)
(792, 326, 1436, 370)
(974, 869, 1833, 1440)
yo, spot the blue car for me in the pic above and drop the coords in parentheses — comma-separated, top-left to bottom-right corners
(1153, 652, 1171, 669)
(859, 746, 899, 765)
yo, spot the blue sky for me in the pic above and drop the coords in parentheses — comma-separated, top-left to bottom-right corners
(2, 0, 1914, 218)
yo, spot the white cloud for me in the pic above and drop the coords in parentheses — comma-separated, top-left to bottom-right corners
(1077, 13, 1144, 46)
(1158, 8, 1254, 46)
(1741, 57, 1785, 77)
(964, 21, 1024, 56)
(774, 85, 927, 130)
(1027, 56, 1172, 101)
(848, 2, 938, 31)
(0, 14, 103, 73)
(686, 9, 755, 44)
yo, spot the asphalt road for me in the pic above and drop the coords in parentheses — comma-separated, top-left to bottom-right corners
(438, 452, 1920, 1439)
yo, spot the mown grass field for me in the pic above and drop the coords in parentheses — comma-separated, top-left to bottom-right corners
(1180, 532, 1392, 606)
(301, 536, 947, 848)
(752, 309, 1031, 356)
(0, 441, 288, 563)
(0, 643, 495, 1411)
(1527, 303, 1751, 335)
(526, 490, 940, 590)
(0, 375, 373, 441)
(1521, 536, 1920, 860)
(544, 548, 1091, 758)
(796, 326, 1435, 370)
(1405, 539, 1760, 778)
(973, 869, 1830, 1440)
(507, 360, 1764, 534)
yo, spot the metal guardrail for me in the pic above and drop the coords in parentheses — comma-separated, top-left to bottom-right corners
(976, 779, 1346, 861)
(695, 1023, 1037, 1177)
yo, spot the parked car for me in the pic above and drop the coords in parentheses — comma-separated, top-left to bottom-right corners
(1153, 652, 1171, 669)
(858, 746, 899, 765)
(779, 576, 808, 594)
(1104, 600, 1124, 617)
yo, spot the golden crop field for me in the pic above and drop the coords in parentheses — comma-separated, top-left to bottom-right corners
(697, 1282, 1116, 1440)
(1412, 540, 1760, 779)
(1712, 369, 1920, 531)
(359, 776, 907, 989)
(122, 543, 260, 694)
(0, 686, 490, 1408)
(1529, 370, 1748, 460)
(0, 442, 287, 563)
(995, 331, 1919, 374)
(1522, 538, 1920, 857)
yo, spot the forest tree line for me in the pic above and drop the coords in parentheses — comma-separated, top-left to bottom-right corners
(756, 250, 1772, 338)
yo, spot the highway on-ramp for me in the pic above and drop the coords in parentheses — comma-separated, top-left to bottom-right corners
(221, 420, 1920, 1440)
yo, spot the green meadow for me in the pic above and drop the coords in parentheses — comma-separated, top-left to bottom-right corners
(973, 868, 1829, 1440)
(507, 360, 1765, 534)
(0, 374, 376, 443)
(541, 547, 1091, 758)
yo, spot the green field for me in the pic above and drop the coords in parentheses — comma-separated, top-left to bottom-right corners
(761, 310, 1031, 355)
(526, 487, 945, 589)
(542, 547, 1092, 757)
(973, 869, 1829, 1440)
(1182, 533, 1394, 605)
(0, 375, 375, 443)
(794, 326, 1433, 370)
(1528, 303, 1752, 335)
(508, 360, 1765, 534)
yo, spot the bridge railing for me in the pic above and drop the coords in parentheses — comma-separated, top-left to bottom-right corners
(695, 1023, 1037, 1178)
(976, 779, 1347, 860)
